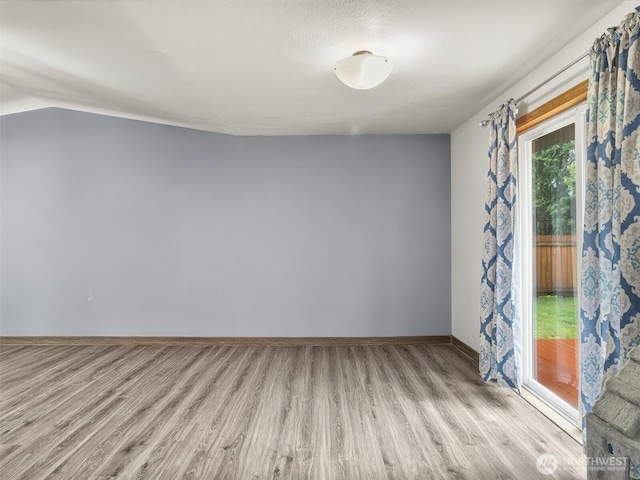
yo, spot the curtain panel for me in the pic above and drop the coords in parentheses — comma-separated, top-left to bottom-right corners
(480, 99, 521, 389)
(580, 8, 640, 419)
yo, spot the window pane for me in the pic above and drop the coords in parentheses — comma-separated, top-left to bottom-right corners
(531, 123, 578, 408)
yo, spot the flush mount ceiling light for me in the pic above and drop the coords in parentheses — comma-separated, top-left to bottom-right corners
(333, 51, 393, 90)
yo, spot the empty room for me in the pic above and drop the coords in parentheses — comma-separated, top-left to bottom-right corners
(1, 1, 639, 479)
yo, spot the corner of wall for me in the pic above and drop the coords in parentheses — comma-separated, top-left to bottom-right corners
(449, 1, 633, 351)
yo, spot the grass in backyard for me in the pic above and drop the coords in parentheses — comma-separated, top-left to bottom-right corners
(534, 295, 578, 339)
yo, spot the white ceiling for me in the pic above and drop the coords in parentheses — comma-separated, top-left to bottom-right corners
(0, 0, 623, 135)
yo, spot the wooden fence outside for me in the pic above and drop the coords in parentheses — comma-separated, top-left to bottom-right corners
(535, 235, 576, 295)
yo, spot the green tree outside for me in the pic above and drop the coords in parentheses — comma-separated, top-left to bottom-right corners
(533, 139, 576, 235)
(533, 136, 578, 339)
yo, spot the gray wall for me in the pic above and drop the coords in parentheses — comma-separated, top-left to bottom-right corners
(1, 108, 451, 336)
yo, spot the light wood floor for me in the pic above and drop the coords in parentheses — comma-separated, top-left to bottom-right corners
(0, 344, 585, 479)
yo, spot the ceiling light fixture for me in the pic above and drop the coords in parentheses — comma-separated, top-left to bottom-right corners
(333, 51, 393, 90)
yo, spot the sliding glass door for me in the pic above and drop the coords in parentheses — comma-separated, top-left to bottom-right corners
(519, 105, 586, 423)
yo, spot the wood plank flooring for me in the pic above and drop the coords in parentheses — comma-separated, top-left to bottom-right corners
(0, 344, 585, 479)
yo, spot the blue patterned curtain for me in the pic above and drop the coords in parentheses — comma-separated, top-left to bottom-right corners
(580, 9, 640, 420)
(480, 99, 520, 389)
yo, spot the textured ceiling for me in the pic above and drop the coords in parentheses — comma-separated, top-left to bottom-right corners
(0, 0, 624, 135)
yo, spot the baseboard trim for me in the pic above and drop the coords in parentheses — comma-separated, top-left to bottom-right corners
(451, 336, 479, 362)
(0, 335, 453, 347)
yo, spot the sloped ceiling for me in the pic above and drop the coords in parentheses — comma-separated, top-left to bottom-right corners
(0, 0, 623, 135)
